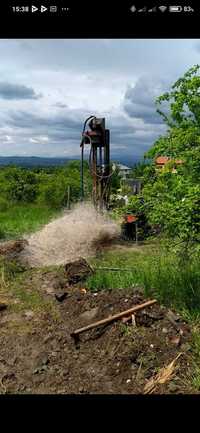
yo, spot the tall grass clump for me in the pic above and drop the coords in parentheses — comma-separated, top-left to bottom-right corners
(86, 247, 200, 311)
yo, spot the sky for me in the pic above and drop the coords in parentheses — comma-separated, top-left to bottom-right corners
(0, 39, 200, 161)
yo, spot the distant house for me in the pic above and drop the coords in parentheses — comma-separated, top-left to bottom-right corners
(117, 164, 132, 179)
(155, 156, 183, 172)
(125, 178, 142, 194)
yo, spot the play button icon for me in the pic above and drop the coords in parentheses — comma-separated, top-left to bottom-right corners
(41, 5, 48, 12)
(31, 5, 38, 12)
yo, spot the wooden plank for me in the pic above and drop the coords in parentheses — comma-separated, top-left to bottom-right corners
(71, 299, 157, 338)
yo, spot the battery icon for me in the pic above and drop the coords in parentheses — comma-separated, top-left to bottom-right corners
(169, 5, 183, 12)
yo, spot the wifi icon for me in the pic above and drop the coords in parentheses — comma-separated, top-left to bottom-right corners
(159, 5, 167, 12)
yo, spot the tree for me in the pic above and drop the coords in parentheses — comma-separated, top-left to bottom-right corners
(141, 65, 200, 251)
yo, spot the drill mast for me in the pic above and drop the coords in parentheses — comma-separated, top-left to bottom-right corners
(80, 116, 111, 210)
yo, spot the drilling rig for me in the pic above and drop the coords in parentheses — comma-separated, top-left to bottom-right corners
(80, 116, 111, 210)
(80, 115, 148, 241)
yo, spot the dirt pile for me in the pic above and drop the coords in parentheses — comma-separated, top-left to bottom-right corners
(65, 258, 93, 285)
(0, 239, 28, 259)
(21, 203, 120, 267)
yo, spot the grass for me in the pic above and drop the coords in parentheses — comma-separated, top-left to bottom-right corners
(86, 243, 200, 312)
(86, 243, 200, 392)
(0, 258, 60, 323)
(0, 203, 61, 240)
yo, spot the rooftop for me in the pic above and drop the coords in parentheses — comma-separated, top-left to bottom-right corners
(155, 156, 184, 166)
(117, 164, 132, 170)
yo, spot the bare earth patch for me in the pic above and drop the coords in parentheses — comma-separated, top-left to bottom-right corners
(0, 265, 194, 394)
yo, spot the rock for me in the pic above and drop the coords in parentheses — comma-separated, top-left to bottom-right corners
(180, 343, 191, 352)
(122, 316, 131, 324)
(0, 303, 8, 312)
(169, 335, 181, 346)
(55, 292, 69, 302)
(145, 311, 164, 320)
(179, 324, 190, 335)
(162, 327, 168, 334)
(33, 365, 48, 374)
(24, 310, 34, 319)
(45, 287, 55, 295)
(80, 288, 87, 294)
(65, 258, 93, 285)
(167, 310, 180, 323)
(33, 352, 49, 373)
(79, 387, 85, 393)
(80, 307, 99, 322)
(62, 370, 69, 378)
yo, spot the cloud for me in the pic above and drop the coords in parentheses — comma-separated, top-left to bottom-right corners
(29, 135, 49, 144)
(2, 135, 14, 144)
(123, 76, 169, 125)
(0, 82, 42, 100)
(2, 103, 167, 159)
(54, 102, 68, 109)
(0, 39, 199, 159)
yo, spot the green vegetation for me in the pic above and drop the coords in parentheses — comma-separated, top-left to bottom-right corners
(86, 243, 200, 312)
(0, 257, 60, 323)
(0, 204, 60, 239)
(115, 66, 200, 256)
(0, 160, 93, 239)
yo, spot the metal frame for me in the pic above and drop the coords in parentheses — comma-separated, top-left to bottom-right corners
(80, 116, 111, 210)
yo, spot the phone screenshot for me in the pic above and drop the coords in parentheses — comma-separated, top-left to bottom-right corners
(0, 2, 198, 399)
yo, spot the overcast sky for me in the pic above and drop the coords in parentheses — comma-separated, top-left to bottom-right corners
(0, 39, 200, 160)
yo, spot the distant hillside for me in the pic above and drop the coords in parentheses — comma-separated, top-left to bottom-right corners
(0, 155, 141, 168)
(112, 156, 142, 167)
(0, 156, 73, 168)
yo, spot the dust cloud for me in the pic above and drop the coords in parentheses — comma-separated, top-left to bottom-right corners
(22, 203, 120, 267)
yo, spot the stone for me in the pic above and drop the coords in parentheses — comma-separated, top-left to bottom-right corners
(80, 307, 99, 322)
(24, 310, 34, 319)
(45, 287, 55, 295)
(55, 292, 68, 302)
(34, 352, 49, 373)
(167, 310, 180, 323)
(0, 303, 8, 312)
(180, 343, 191, 352)
(169, 335, 181, 346)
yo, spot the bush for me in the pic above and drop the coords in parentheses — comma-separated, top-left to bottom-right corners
(0, 197, 10, 212)
(39, 179, 69, 209)
(5, 167, 38, 203)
